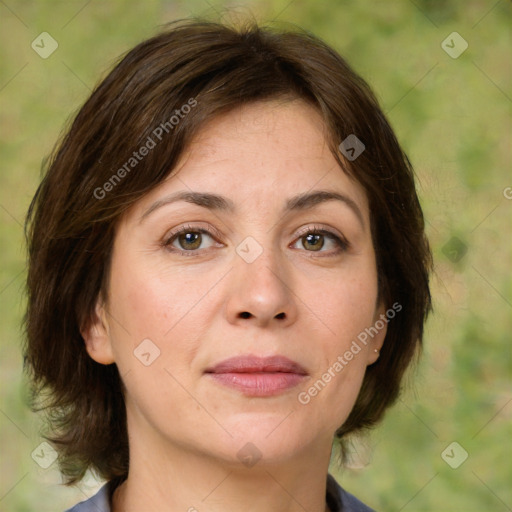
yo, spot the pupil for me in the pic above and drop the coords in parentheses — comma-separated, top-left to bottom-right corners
(305, 234, 323, 251)
(181, 232, 200, 249)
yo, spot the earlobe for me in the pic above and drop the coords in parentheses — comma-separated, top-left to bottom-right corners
(366, 302, 388, 366)
(80, 299, 115, 365)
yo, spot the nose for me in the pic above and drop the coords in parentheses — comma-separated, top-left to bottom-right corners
(223, 242, 298, 328)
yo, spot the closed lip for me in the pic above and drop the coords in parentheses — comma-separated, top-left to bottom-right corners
(204, 355, 308, 375)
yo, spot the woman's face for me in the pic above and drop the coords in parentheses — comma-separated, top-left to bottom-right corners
(84, 99, 386, 468)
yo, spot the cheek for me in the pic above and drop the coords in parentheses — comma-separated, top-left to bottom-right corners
(108, 253, 206, 341)
(297, 267, 378, 426)
(314, 267, 379, 348)
(106, 252, 218, 385)
(105, 269, 199, 420)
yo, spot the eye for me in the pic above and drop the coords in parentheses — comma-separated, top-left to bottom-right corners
(163, 224, 222, 256)
(291, 226, 349, 256)
(162, 224, 349, 257)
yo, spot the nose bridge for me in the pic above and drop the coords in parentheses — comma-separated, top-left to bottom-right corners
(225, 232, 297, 325)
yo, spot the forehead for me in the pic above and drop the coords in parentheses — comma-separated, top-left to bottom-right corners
(125, 99, 369, 223)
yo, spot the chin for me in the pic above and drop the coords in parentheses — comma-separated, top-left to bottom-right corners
(216, 414, 320, 462)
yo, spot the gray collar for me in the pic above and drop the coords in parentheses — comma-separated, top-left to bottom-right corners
(65, 473, 375, 512)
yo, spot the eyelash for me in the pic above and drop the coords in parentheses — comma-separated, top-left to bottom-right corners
(162, 223, 350, 258)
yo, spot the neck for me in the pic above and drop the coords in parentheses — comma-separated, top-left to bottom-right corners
(112, 433, 333, 512)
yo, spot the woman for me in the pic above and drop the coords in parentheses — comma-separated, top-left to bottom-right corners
(23, 18, 432, 512)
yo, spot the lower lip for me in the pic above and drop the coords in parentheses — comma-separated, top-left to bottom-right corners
(207, 372, 307, 397)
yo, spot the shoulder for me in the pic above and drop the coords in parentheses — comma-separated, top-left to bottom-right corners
(326, 473, 377, 512)
(63, 482, 111, 512)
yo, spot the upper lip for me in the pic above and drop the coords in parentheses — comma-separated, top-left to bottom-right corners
(204, 355, 308, 375)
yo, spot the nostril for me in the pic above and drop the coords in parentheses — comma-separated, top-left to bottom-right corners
(275, 312, 285, 319)
(240, 312, 251, 319)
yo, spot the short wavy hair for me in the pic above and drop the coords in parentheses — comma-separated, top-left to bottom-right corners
(23, 18, 432, 484)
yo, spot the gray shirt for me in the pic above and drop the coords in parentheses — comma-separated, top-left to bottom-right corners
(64, 473, 375, 511)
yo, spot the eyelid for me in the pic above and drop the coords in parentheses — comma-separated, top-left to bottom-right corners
(163, 222, 224, 244)
(294, 223, 345, 241)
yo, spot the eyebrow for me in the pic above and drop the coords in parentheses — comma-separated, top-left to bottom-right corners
(139, 189, 365, 229)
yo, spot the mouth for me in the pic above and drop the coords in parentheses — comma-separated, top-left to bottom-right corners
(204, 355, 308, 397)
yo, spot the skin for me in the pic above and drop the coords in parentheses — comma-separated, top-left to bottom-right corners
(83, 98, 387, 512)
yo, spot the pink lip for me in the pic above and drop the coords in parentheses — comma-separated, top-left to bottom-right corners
(204, 355, 308, 397)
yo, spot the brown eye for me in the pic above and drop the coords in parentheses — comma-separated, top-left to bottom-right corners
(164, 225, 221, 256)
(302, 233, 324, 252)
(293, 227, 349, 256)
(175, 231, 203, 251)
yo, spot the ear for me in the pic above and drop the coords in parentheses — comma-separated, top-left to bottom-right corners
(366, 300, 388, 366)
(80, 298, 115, 365)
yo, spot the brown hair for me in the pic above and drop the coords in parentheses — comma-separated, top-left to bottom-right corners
(23, 18, 432, 484)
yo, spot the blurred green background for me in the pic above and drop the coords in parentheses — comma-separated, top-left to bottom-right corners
(0, 1, 510, 510)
